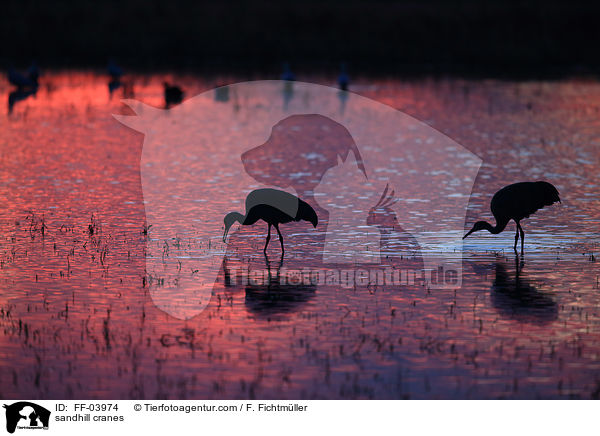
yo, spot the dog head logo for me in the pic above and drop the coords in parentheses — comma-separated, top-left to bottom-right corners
(3, 402, 50, 434)
(115, 80, 481, 320)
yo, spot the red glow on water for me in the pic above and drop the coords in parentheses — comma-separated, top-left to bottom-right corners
(0, 72, 599, 399)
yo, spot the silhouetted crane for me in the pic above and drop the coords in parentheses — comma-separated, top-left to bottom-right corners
(337, 63, 349, 91)
(463, 181, 560, 255)
(223, 188, 318, 255)
(107, 59, 123, 81)
(163, 82, 184, 108)
(107, 59, 124, 97)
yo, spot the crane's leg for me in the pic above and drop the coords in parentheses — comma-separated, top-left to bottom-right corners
(513, 223, 519, 254)
(518, 222, 525, 256)
(264, 224, 271, 253)
(274, 224, 284, 255)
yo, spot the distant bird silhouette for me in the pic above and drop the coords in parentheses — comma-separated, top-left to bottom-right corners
(164, 82, 184, 108)
(8, 63, 39, 89)
(107, 59, 123, 81)
(337, 63, 349, 91)
(280, 62, 296, 81)
(463, 181, 561, 255)
(7, 62, 39, 113)
(223, 188, 318, 255)
(107, 59, 124, 97)
(27, 62, 39, 85)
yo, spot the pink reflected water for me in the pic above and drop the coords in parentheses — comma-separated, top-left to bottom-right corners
(0, 72, 599, 399)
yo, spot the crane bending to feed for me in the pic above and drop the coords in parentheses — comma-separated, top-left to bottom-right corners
(223, 188, 318, 256)
(463, 181, 561, 255)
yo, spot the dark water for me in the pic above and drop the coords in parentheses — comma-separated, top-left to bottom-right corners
(1, 72, 599, 399)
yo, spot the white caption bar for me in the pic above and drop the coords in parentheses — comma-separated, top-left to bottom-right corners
(0, 400, 595, 436)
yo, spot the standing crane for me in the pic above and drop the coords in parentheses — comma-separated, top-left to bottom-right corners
(223, 188, 318, 256)
(463, 181, 561, 255)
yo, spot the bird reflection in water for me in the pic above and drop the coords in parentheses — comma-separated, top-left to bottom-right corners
(107, 61, 135, 100)
(337, 89, 349, 115)
(8, 87, 37, 114)
(491, 258, 558, 325)
(282, 80, 294, 111)
(108, 78, 134, 99)
(223, 255, 316, 318)
(214, 84, 230, 103)
(107, 59, 127, 99)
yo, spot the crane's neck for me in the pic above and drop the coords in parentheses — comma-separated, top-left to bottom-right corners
(463, 218, 509, 239)
(229, 212, 245, 224)
(482, 220, 507, 234)
(223, 212, 245, 243)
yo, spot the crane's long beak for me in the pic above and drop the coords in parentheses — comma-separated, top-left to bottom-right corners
(463, 227, 476, 239)
(223, 228, 229, 243)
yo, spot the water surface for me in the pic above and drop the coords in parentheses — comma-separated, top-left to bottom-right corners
(1, 72, 599, 399)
